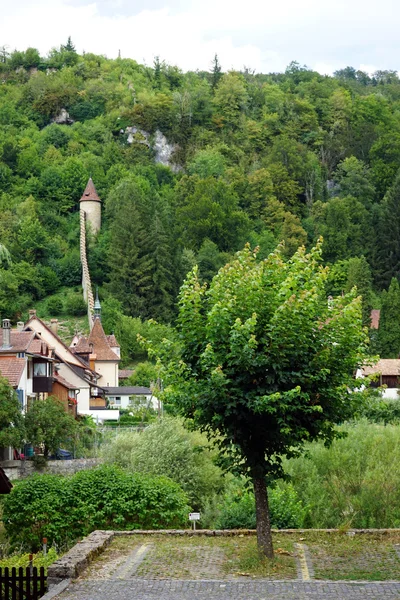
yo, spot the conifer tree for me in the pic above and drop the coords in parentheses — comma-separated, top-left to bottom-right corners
(146, 208, 175, 322)
(376, 171, 400, 288)
(107, 195, 153, 318)
(378, 277, 400, 357)
(345, 256, 373, 327)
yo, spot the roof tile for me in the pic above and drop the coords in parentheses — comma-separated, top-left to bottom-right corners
(80, 178, 101, 203)
(0, 357, 25, 387)
(87, 318, 119, 361)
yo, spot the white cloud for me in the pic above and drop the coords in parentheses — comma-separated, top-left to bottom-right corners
(0, 0, 399, 74)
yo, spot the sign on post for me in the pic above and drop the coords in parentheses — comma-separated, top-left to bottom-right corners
(189, 512, 201, 530)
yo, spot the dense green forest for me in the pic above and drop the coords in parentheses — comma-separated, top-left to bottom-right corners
(1, 41, 400, 358)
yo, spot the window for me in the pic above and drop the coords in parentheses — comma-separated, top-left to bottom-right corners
(33, 363, 46, 376)
(17, 352, 25, 358)
(115, 397, 121, 405)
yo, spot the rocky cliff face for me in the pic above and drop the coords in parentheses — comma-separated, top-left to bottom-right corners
(124, 127, 180, 171)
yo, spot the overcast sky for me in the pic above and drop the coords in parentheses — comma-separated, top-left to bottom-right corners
(0, 0, 398, 75)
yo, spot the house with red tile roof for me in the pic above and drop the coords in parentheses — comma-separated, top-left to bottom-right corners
(0, 318, 55, 410)
(24, 311, 119, 423)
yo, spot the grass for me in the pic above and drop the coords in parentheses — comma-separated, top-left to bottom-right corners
(81, 532, 400, 582)
(303, 531, 400, 581)
(83, 534, 297, 580)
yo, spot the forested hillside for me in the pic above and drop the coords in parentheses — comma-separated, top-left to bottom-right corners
(1, 41, 400, 357)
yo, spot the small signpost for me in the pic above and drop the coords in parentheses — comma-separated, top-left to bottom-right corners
(189, 512, 201, 530)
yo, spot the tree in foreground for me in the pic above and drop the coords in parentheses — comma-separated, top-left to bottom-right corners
(148, 241, 368, 558)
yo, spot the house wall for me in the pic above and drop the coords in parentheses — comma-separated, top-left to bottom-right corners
(95, 361, 118, 387)
(26, 320, 83, 368)
(57, 363, 90, 412)
(79, 409, 120, 423)
(107, 393, 159, 410)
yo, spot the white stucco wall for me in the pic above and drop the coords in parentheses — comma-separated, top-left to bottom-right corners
(79, 409, 120, 423)
(95, 361, 118, 387)
(58, 363, 90, 411)
(81, 201, 101, 235)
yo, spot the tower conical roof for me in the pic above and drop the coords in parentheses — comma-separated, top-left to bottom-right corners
(80, 178, 101, 203)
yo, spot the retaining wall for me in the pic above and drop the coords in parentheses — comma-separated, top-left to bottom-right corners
(0, 458, 102, 481)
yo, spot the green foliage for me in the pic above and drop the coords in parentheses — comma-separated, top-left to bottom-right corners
(126, 361, 158, 387)
(285, 421, 400, 528)
(377, 277, 400, 357)
(25, 396, 77, 457)
(345, 256, 373, 327)
(64, 293, 87, 316)
(0, 376, 25, 448)
(206, 479, 305, 530)
(46, 296, 63, 315)
(101, 418, 224, 509)
(154, 242, 368, 481)
(0, 548, 58, 571)
(3, 466, 189, 550)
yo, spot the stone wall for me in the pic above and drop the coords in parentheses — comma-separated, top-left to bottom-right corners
(0, 458, 102, 481)
(80, 210, 95, 328)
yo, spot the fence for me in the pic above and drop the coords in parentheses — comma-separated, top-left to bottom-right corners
(0, 566, 47, 599)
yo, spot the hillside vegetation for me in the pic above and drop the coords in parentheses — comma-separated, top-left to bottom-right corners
(1, 43, 400, 356)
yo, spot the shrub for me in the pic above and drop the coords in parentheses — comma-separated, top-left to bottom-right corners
(64, 293, 87, 316)
(284, 420, 400, 528)
(101, 417, 224, 509)
(208, 478, 305, 530)
(46, 296, 63, 315)
(3, 465, 189, 551)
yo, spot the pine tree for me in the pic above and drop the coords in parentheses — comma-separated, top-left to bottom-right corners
(345, 256, 373, 327)
(146, 208, 175, 322)
(377, 278, 400, 357)
(210, 54, 222, 90)
(107, 198, 153, 318)
(63, 37, 76, 52)
(376, 170, 400, 288)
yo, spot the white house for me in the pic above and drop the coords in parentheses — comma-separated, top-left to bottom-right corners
(104, 386, 160, 412)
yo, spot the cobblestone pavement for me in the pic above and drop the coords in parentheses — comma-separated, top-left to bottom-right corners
(55, 578, 400, 599)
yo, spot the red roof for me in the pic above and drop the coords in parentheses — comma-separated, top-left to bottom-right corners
(106, 334, 119, 348)
(53, 373, 78, 390)
(87, 318, 119, 361)
(80, 178, 101, 203)
(370, 309, 380, 330)
(0, 357, 25, 387)
(0, 329, 39, 353)
(119, 369, 133, 379)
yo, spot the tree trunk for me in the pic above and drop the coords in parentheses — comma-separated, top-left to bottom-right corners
(253, 476, 274, 559)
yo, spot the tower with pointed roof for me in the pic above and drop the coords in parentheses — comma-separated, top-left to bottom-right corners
(80, 177, 101, 235)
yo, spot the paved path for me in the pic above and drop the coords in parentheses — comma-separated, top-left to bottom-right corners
(55, 579, 400, 599)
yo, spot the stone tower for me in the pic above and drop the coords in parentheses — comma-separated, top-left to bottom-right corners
(79, 178, 101, 235)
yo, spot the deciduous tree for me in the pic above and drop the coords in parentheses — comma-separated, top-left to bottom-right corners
(150, 242, 368, 558)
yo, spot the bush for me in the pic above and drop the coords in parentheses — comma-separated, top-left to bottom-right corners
(3, 465, 189, 551)
(285, 420, 400, 528)
(205, 478, 305, 530)
(46, 296, 63, 315)
(64, 294, 87, 316)
(101, 417, 224, 509)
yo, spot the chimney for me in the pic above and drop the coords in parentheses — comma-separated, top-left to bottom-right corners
(17, 321, 24, 332)
(50, 319, 58, 335)
(89, 353, 96, 371)
(2, 319, 11, 349)
(28, 309, 36, 319)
